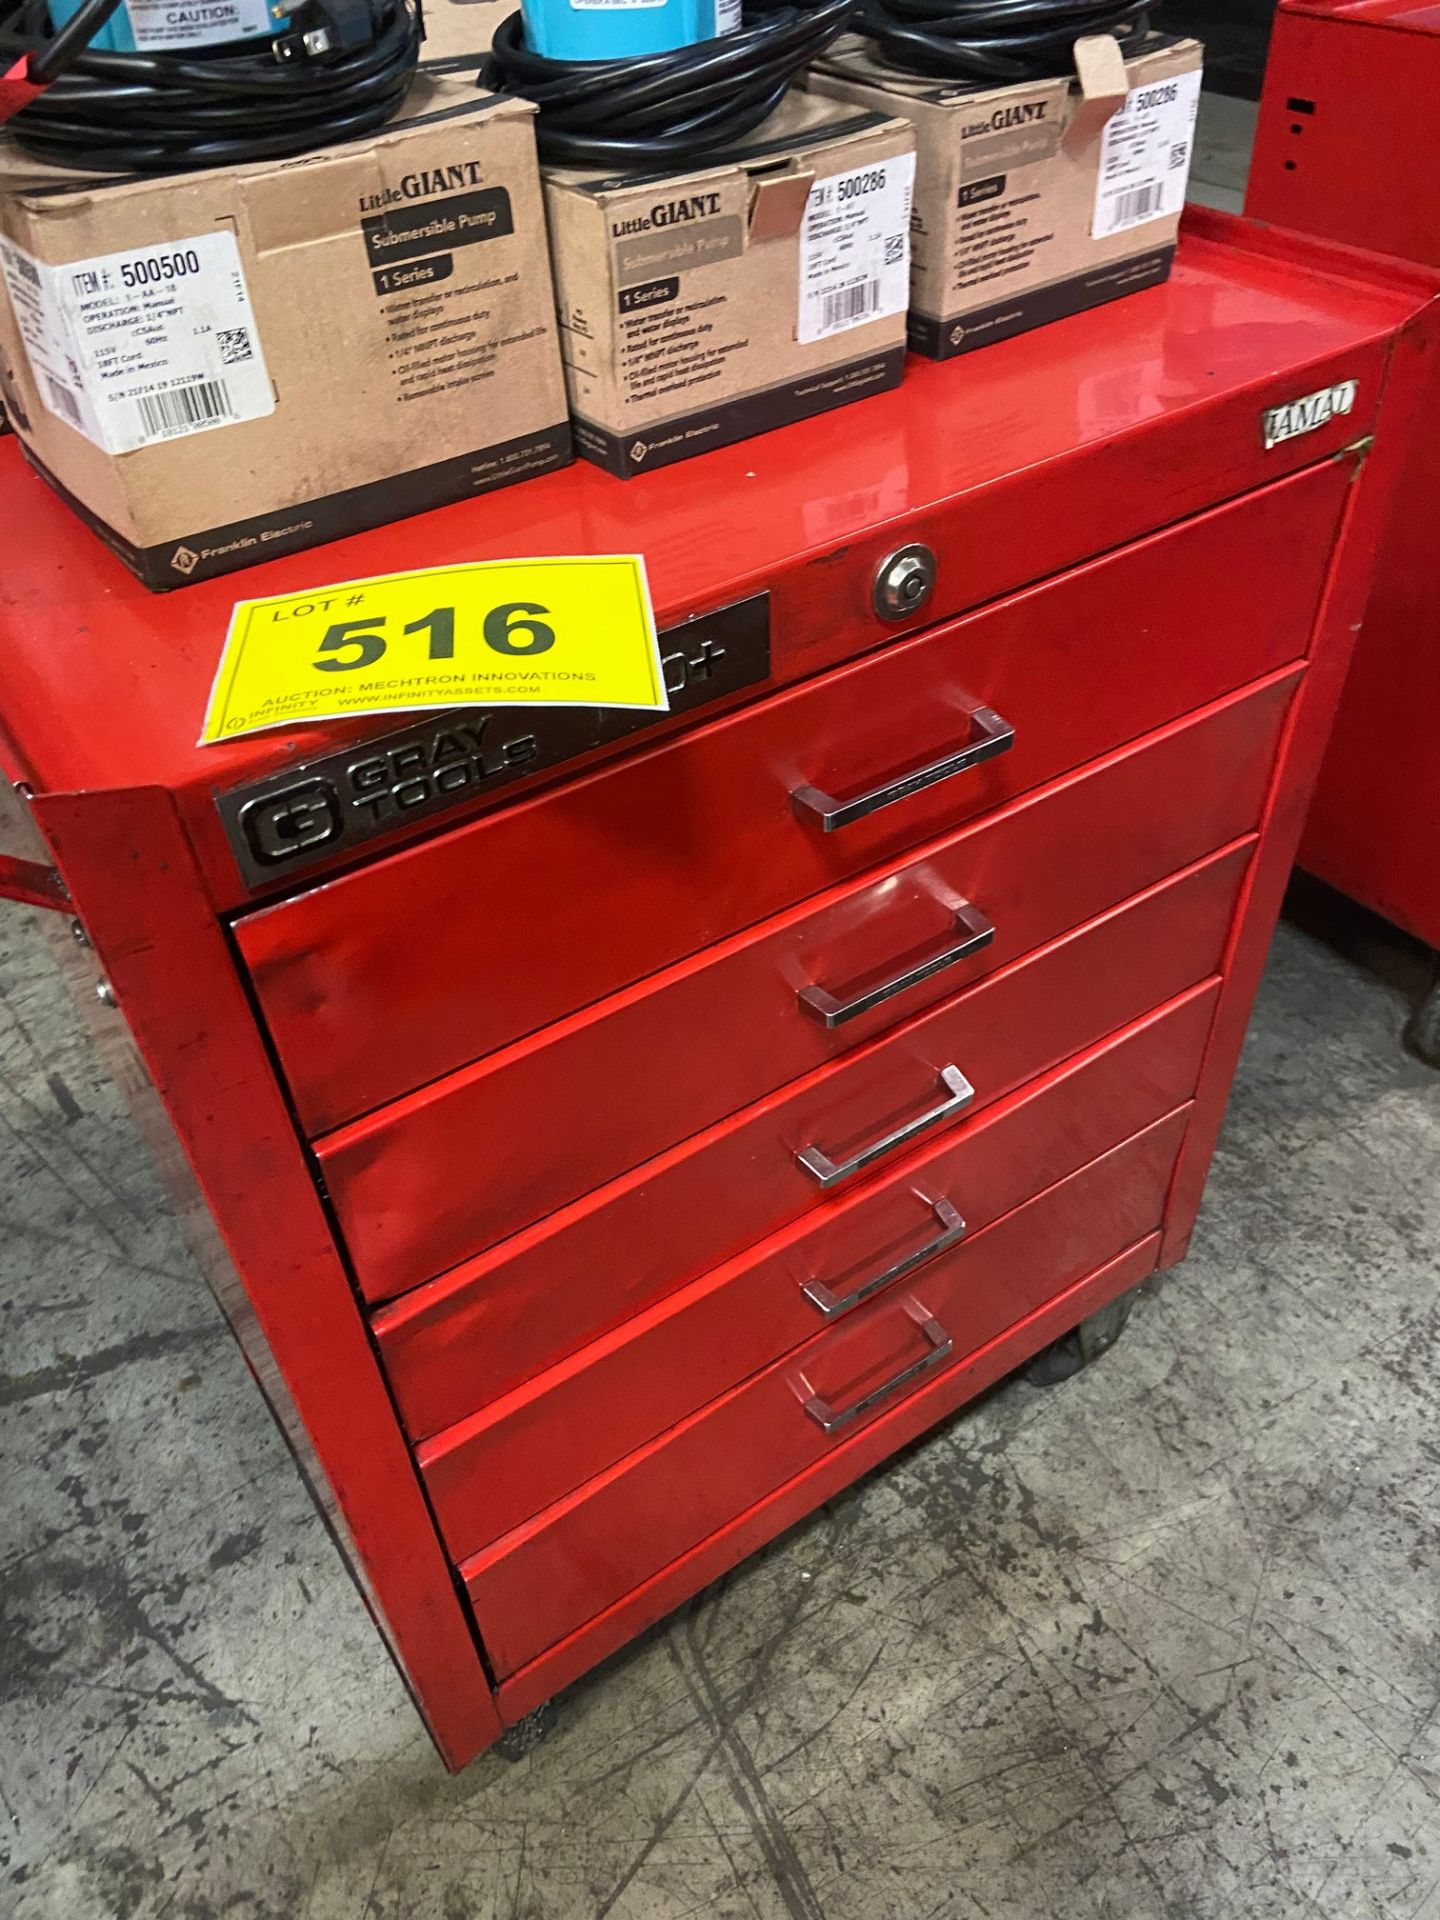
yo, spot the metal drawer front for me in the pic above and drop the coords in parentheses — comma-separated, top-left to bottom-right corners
(329, 670, 1295, 1303)
(422, 985, 1219, 1561)
(462, 1108, 1190, 1679)
(376, 837, 1251, 1434)
(236, 466, 1343, 1135)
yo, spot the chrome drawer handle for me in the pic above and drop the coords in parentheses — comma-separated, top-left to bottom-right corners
(796, 1064, 975, 1190)
(797, 902, 995, 1028)
(791, 705, 1015, 833)
(803, 1195, 966, 1321)
(802, 1312, 954, 1433)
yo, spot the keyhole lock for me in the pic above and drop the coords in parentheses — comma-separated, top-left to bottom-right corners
(873, 544, 938, 622)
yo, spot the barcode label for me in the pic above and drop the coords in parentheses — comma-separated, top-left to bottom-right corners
(44, 374, 82, 427)
(821, 281, 881, 331)
(136, 378, 233, 441)
(1112, 182, 1163, 227)
(1092, 65, 1202, 239)
(0, 231, 272, 455)
(798, 152, 915, 345)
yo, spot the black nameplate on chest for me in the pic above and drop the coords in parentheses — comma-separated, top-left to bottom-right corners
(217, 594, 771, 889)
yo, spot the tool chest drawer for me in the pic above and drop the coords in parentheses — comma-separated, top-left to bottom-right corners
(236, 468, 1341, 1135)
(375, 834, 1251, 1431)
(460, 1106, 1189, 1678)
(325, 670, 1297, 1304)
(423, 985, 1218, 1560)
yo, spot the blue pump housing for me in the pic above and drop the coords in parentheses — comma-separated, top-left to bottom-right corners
(519, 0, 740, 62)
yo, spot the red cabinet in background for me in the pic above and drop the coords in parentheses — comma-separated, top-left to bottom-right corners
(1249, 0, 1440, 1056)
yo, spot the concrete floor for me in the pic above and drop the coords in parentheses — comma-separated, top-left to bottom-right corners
(4, 874, 1440, 1920)
(1188, 91, 1257, 214)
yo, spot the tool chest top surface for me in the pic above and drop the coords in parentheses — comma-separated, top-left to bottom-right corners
(1267, 0, 1440, 26)
(0, 212, 1428, 852)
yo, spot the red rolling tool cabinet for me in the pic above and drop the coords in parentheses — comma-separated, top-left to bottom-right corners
(1, 208, 1434, 1769)
(1248, 0, 1440, 1055)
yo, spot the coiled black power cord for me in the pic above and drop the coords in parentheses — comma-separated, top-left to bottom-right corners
(481, 0, 857, 169)
(854, 0, 1152, 84)
(0, 0, 419, 171)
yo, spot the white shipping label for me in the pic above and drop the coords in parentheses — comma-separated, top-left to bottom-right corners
(798, 152, 916, 346)
(124, 0, 276, 49)
(1092, 67, 1202, 239)
(0, 231, 274, 456)
(714, 0, 742, 32)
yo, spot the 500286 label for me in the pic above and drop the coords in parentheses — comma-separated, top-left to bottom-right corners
(1092, 67, 1202, 240)
(798, 152, 917, 345)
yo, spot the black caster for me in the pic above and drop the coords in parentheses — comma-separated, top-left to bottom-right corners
(1026, 1289, 1137, 1388)
(495, 1701, 557, 1761)
(1404, 962, 1440, 1068)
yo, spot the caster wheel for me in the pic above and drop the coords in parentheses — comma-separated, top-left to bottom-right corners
(1026, 1289, 1136, 1388)
(1404, 964, 1440, 1068)
(496, 1701, 557, 1761)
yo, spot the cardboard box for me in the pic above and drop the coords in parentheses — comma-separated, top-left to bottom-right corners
(805, 35, 1203, 358)
(418, 0, 511, 63)
(544, 93, 916, 477)
(0, 78, 571, 588)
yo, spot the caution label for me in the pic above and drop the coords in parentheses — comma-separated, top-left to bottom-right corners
(200, 555, 667, 745)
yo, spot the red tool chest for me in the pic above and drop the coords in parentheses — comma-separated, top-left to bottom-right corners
(1, 207, 1433, 1769)
(1248, 0, 1440, 1042)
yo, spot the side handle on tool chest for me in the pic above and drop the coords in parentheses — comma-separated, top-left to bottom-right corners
(0, 780, 66, 910)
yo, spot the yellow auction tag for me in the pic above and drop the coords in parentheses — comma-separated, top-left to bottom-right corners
(199, 555, 666, 746)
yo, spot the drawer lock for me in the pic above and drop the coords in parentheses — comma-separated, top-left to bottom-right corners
(873, 543, 938, 622)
